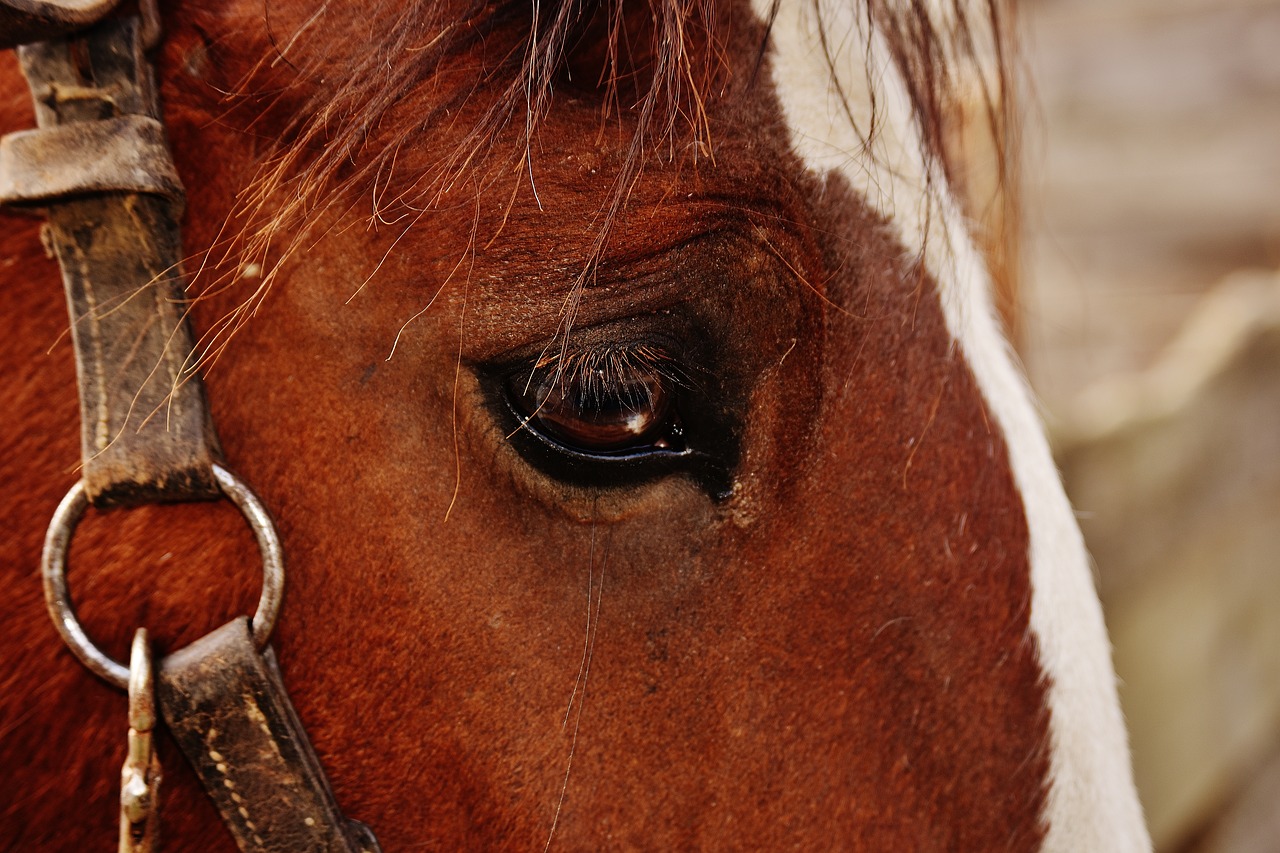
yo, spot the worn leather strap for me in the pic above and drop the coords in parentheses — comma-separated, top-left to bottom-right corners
(0, 114, 183, 201)
(4, 17, 222, 506)
(158, 619, 382, 853)
(0, 0, 120, 49)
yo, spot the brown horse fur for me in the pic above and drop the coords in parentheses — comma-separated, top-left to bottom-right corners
(0, 0, 1061, 848)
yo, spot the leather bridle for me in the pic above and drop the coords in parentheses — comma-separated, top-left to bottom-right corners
(1, 3, 381, 850)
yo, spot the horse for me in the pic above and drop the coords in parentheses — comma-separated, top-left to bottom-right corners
(0, 0, 1151, 849)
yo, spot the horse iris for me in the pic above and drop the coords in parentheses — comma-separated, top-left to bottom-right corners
(507, 347, 684, 456)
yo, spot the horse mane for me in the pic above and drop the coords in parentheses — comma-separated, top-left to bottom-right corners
(192, 0, 1014, 362)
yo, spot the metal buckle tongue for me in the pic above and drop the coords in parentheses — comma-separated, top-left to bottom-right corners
(121, 629, 161, 853)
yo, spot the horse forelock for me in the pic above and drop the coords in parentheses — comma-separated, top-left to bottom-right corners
(172, 0, 1012, 365)
(176, 0, 722, 358)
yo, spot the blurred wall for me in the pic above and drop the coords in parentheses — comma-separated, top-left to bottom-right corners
(1019, 0, 1280, 850)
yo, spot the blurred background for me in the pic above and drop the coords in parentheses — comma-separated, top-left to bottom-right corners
(1018, 0, 1280, 849)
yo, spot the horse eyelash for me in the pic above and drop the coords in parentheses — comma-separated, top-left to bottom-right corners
(530, 342, 692, 409)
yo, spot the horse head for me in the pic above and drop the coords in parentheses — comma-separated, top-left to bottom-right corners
(0, 0, 1150, 849)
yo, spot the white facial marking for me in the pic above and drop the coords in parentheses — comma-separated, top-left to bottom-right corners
(750, 0, 1151, 848)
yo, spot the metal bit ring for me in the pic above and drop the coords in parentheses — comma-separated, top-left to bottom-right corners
(41, 463, 285, 689)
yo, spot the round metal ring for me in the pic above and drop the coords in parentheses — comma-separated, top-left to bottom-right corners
(41, 463, 285, 689)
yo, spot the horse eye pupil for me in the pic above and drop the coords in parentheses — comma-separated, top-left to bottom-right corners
(509, 357, 680, 454)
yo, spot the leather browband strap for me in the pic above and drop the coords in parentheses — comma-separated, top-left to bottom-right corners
(158, 619, 381, 853)
(4, 16, 222, 506)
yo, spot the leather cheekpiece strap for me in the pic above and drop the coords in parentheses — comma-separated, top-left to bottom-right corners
(158, 619, 382, 853)
(6, 18, 222, 506)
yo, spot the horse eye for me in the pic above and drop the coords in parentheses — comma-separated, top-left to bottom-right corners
(506, 349, 686, 456)
(491, 339, 736, 497)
